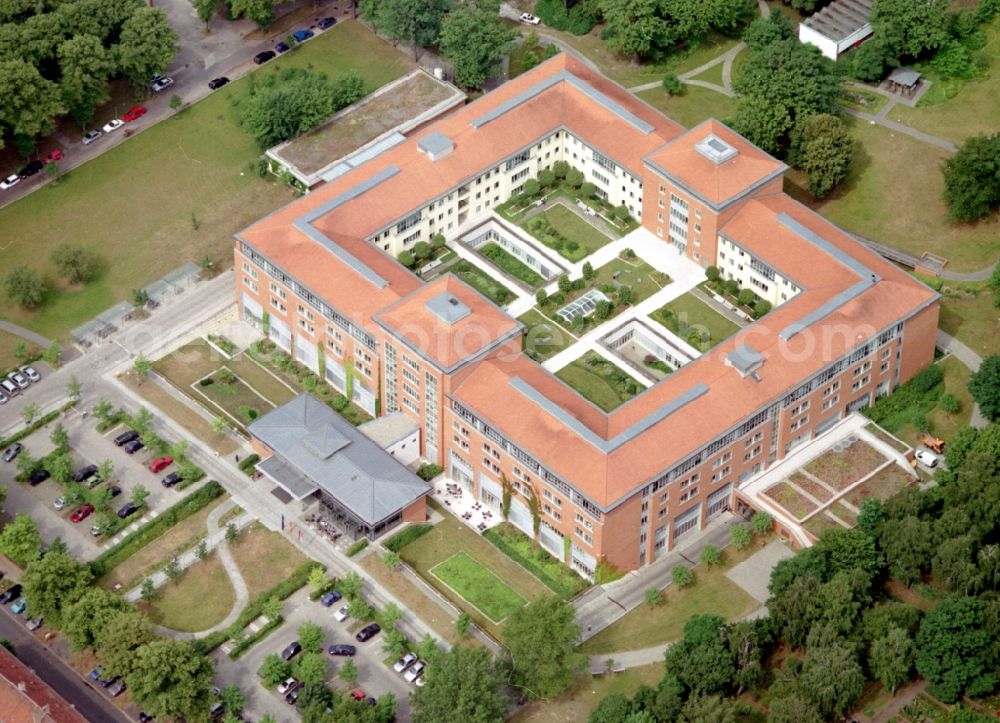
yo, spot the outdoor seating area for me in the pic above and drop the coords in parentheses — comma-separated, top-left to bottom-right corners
(433, 479, 501, 534)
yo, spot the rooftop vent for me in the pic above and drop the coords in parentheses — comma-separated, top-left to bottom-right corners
(695, 134, 738, 165)
(417, 131, 454, 161)
(426, 292, 470, 324)
(725, 344, 764, 378)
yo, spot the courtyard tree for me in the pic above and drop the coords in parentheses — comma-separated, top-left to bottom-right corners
(750, 510, 772, 537)
(789, 113, 853, 199)
(504, 596, 585, 699)
(5, 266, 46, 309)
(968, 355, 1000, 420)
(258, 654, 290, 687)
(411, 645, 509, 723)
(126, 639, 213, 720)
(672, 564, 693, 587)
(97, 610, 156, 678)
(439, 0, 517, 90)
(293, 652, 327, 686)
(731, 524, 751, 549)
(22, 551, 93, 627)
(62, 588, 131, 651)
(338, 657, 358, 683)
(298, 622, 325, 654)
(51, 244, 99, 284)
(0, 513, 42, 567)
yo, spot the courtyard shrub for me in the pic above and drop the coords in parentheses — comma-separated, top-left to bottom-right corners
(579, 182, 596, 198)
(865, 364, 944, 431)
(662, 73, 684, 95)
(523, 179, 540, 197)
(398, 250, 416, 267)
(416, 463, 443, 481)
(737, 288, 756, 307)
(566, 169, 584, 188)
(753, 299, 772, 319)
(553, 160, 569, 179)
(700, 544, 722, 565)
(345, 539, 368, 557)
(706, 266, 720, 282)
(384, 524, 434, 553)
(414, 242, 432, 260)
(672, 565, 694, 587)
(431, 234, 446, 249)
(538, 169, 556, 187)
(238, 454, 260, 474)
(751, 511, 773, 537)
(731, 524, 752, 549)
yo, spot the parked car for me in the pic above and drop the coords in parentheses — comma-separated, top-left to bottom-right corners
(9, 371, 29, 389)
(0, 585, 23, 604)
(404, 660, 427, 683)
(275, 41, 290, 53)
(115, 429, 140, 446)
(1, 174, 20, 190)
(277, 677, 299, 695)
(102, 119, 124, 133)
(91, 524, 108, 537)
(318, 16, 337, 29)
(0, 389, 6, 404)
(915, 449, 938, 467)
(253, 50, 275, 64)
(285, 686, 301, 705)
(82, 130, 103, 145)
(138, 712, 154, 722)
(123, 439, 144, 454)
(53, 496, 68, 510)
(151, 76, 174, 92)
(11, 598, 27, 615)
(109, 485, 122, 498)
(72, 464, 98, 483)
(3, 443, 23, 462)
(161, 472, 181, 488)
(208, 77, 229, 90)
(26, 617, 43, 631)
(328, 644, 356, 657)
(320, 590, 342, 607)
(123, 105, 147, 122)
(293, 29, 314, 42)
(109, 680, 127, 697)
(99, 674, 118, 688)
(0, 378, 18, 397)
(393, 652, 417, 672)
(28, 469, 50, 486)
(44, 149, 63, 164)
(18, 160, 43, 178)
(19, 365, 40, 382)
(71, 504, 95, 523)
(88, 667, 102, 681)
(355, 623, 380, 642)
(281, 641, 302, 661)
(209, 702, 225, 720)
(351, 689, 366, 701)
(118, 502, 140, 519)
(333, 606, 349, 622)
(149, 456, 172, 473)
(519, 12, 540, 24)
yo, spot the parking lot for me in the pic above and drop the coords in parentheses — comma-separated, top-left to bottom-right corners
(214, 588, 414, 722)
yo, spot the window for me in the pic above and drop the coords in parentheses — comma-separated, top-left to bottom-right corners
(592, 170, 610, 186)
(822, 395, 839, 410)
(243, 277, 257, 292)
(505, 150, 530, 171)
(396, 211, 422, 234)
(592, 150, 616, 172)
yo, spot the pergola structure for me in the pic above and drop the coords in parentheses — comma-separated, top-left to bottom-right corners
(885, 67, 922, 97)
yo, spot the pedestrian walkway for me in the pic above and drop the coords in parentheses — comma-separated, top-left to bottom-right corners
(936, 330, 989, 428)
(0, 321, 52, 350)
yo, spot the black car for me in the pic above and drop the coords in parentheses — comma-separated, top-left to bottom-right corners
(285, 686, 301, 705)
(114, 429, 139, 446)
(18, 160, 43, 178)
(72, 464, 98, 483)
(138, 713, 154, 722)
(118, 502, 139, 519)
(100, 675, 119, 688)
(208, 77, 229, 90)
(161, 472, 181, 488)
(123, 439, 144, 454)
(355, 623, 381, 642)
(0, 584, 23, 604)
(281, 640, 302, 661)
(28, 469, 50, 486)
(318, 16, 337, 29)
(320, 590, 342, 606)
(109, 485, 122, 498)
(275, 41, 290, 53)
(253, 50, 275, 64)
(328, 644, 356, 657)
(209, 702, 225, 720)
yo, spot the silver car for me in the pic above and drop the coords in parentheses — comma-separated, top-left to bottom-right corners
(82, 130, 103, 145)
(8, 372, 28, 389)
(19, 366, 40, 383)
(404, 660, 427, 683)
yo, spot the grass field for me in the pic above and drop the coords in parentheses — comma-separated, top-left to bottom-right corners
(0, 21, 413, 340)
(939, 288, 1000, 358)
(789, 118, 1000, 272)
(688, 60, 725, 87)
(555, 351, 641, 411)
(650, 292, 741, 351)
(450, 259, 517, 305)
(592, 256, 667, 305)
(229, 523, 308, 600)
(430, 551, 526, 623)
(524, 205, 614, 262)
(637, 85, 738, 128)
(0, 331, 40, 374)
(512, 663, 664, 723)
(892, 355, 974, 446)
(195, 372, 275, 427)
(138, 552, 235, 632)
(520, 308, 577, 361)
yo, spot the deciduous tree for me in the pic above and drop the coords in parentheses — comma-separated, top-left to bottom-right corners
(872, 0, 950, 59)
(62, 589, 130, 651)
(126, 639, 213, 720)
(0, 59, 64, 139)
(57, 35, 114, 126)
(51, 244, 99, 284)
(4, 266, 46, 309)
(504, 596, 585, 699)
(439, 0, 517, 90)
(969, 354, 1000, 420)
(0, 513, 42, 567)
(96, 610, 155, 678)
(21, 551, 92, 627)
(411, 645, 509, 723)
(375, 0, 451, 59)
(789, 113, 853, 199)
(799, 641, 864, 718)
(870, 627, 915, 693)
(916, 595, 996, 702)
(228, 0, 279, 29)
(116, 7, 179, 89)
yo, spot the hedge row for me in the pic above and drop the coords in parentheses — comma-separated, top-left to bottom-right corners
(383, 524, 433, 553)
(0, 401, 77, 448)
(228, 616, 284, 659)
(90, 481, 225, 577)
(482, 523, 588, 599)
(238, 454, 260, 476)
(345, 539, 369, 557)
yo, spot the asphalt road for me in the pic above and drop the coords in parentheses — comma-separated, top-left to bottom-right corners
(0, 607, 130, 723)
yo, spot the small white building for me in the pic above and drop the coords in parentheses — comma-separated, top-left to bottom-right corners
(798, 0, 873, 60)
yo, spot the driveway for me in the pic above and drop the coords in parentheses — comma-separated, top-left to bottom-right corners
(214, 588, 414, 722)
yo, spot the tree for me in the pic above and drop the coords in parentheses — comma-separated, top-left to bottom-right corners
(857, 498, 885, 536)
(57, 34, 114, 125)
(382, 628, 406, 658)
(644, 587, 663, 606)
(49, 423, 70, 452)
(190, 0, 216, 26)
(851, 37, 895, 83)
(169, 94, 183, 112)
(293, 651, 327, 685)
(398, 250, 415, 267)
(307, 566, 328, 593)
(21, 551, 93, 627)
(132, 484, 150, 509)
(799, 641, 864, 718)
(97, 610, 155, 678)
(381, 602, 403, 629)
(230, 0, 279, 28)
(932, 535, 977, 593)
(262, 595, 283, 621)
(664, 614, 735, 695)
(730, 524, 751, 549)
(93, 398, 113, 420)
(62, 589, 130, 651)
(742, 12, 794, 51)
(916, 595, 996, 702)
(790, 114, 853, 199)
(132, 353, 152, 382)
(117, 7, 179, 89)
(456, 612, 471, 637)
(340, 571, 364, 598)
(298, 621, 325, 654)
(969, 355, 1000, 420)
(767, 693, 824, 723)
(750, 511, 773, 537)
(681, 692, 738, 722)
(819, 526, 884, 579)
(16, 451, 40, 478)
(601, 0, 669, 62)
(672, 564, 693, 587)
(5, 266, 46, 309)
(872, 0, 950, 59)
(46, 452, 73, 485)
(347, 597, 372, 621)
(870, 627, 915, 693)
(21, 402, 40, 426)
(338, 657, 358, 683)
(662, 73, 684, 95)
(522, 179, 540, 198)
(0, 513, 42, 567)
(700, 544, 722, 565)
(769, 573, 824, 648)
(412, 645, 509, 723)
(581, 261, 594, 281)
(220, 685, 244, 715)
(126, 639, 213, 720)
(439, 1, 517, 90)
(66, 375, 82, 402)
(0, 59, 65, 139)
(504, 596, 585, 699)
(258, 653, 290, 687)
(416, 632, 440, 661)
(413, 241, 432, 260)
(535, 288, 547, 305)
(589, 693, 631, 723)
(880, 515, 932, 585)
(376, 0, 451, 59)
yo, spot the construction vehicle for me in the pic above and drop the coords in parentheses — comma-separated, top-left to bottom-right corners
(919, 433, 945, 454)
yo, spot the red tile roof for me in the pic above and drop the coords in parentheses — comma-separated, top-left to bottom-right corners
(0, 645, 90, 723)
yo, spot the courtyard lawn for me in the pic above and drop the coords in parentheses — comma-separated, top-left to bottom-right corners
(650, 292, 740, 351)
(512, 663, 664, 723)
(555, 351, 642, 412)
(449, 259, 517, 305)
(479, 242, 545, 287)
(229, 523, 308, 600)
(689, 60, 724, 87)
(523, 205, 614, 262)
(519, 308, 577, 362)
(430, 551, 527, 623)
(592, 256, 669, 305)
(138, 553, 235, 633)
(194, 371, 275, 428)
(940, 288, 1000, 359)
(788, 118, 1000, 273)
(637, 85, 738, 129)
(579, 542, 762, 655)
(0, 21, 413, 340)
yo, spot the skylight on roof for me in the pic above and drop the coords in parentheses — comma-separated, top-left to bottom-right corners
(426, 292, 470, 324)
(695, 134, 738, 165)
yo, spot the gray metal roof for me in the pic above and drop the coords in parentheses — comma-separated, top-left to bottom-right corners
(726, 344, 764, 376)
(803, 0, 872, 42)
(248, 394, 430, 525)
(887, 67, 921, 87)
(695, 134, 738, 165)
(417, 131, 454, 160)
(426, 292, 471, 324)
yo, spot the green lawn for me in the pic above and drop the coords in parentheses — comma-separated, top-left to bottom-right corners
(229, 523, 308, 600)
(523, 205, 614, 262)
(430, 551, 526, 623)
(688, 60, 725, 87)
(512, 663, 664, 723)
(787, 118, 1000, 272)
(0, 21, 413, 340)
(138, 553, 236, 633)
(194, 372, 275, 428)
(591, 256, 669, 305)
(650, 292, 741, 351)
(637, 85, 738, 129)
(519, 308, 577, 362)
(555, 350, 642, 412)
(479, 242, 545, 287)
(891, 355, 975, 447)
(939, 287, 1000, 358)
(449, 259, 517, 305)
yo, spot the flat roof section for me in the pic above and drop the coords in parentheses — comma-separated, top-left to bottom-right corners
(268, 69, 466, 187)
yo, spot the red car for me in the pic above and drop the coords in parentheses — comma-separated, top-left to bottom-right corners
(149, 456, 172, 473)
(70, 504, 94, 523)
(44, 149, 63, 164)
(123, 105, 147, 122)
(351, 689, 366, 701)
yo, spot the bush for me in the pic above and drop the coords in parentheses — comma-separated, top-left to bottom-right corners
(483, 523, 588, 597)
(398, 250, 416, 268)
(737, 288, 756, 307)
(238, 454, 261, 474)
(579, 182, 596, 199)
(345, 539, 369, 557)
(384, 524, 433, 552)
(431, 234, 446, 249)
(662, 73, 684, 95)
(700, 544, 722, 565)
(552, 160, 569, 179)
(534, 0, 598, 35)
(731, 524, 752, 550)
(416, 463, 442, 481)
(414, 241, 432, 260)
(753, 299, 772, 318)
(750, 511, 773, 537)
(538, 169, 556, 187)
(939, 392, 960, 414)
(705, 266, 720, 282)
(672, 565, 694, 587)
